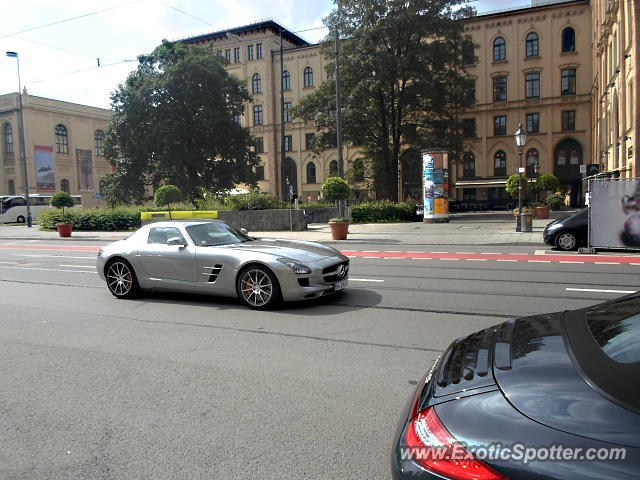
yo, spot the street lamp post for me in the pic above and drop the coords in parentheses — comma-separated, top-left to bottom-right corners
(6, 51, 32, 227)
(514, 123, 526, 232)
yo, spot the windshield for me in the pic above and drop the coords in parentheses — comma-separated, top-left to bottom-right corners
(185, 222, 252, 246)
(587, 295, 640, 364)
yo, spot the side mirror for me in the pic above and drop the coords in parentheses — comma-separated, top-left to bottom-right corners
(167, 236, 185, 247)
(240, 228, 249, 235)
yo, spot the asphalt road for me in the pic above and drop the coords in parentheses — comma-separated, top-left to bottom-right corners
(1, 240, 638, 479)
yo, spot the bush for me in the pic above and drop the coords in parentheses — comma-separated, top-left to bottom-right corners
(321, 177, 352, 203)
(505, 174, 528, 198)
(351, 201, 418, 223)
(50, 191, 75, 222)
(535, 173, 559, 193)
(39, 207, 142, 231)
(154, 185, 182, 218)
(545, 193, 565, 210)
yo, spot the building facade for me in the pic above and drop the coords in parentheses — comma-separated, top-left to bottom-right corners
(457, 0, 593, 207)
(184, 21, 364, 202)
(591, 0, 638, 179)
(0, 93, 113, 207)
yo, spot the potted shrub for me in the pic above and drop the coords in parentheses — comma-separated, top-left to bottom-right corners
(154, 184, 182, 219)
(545, 193, 565, 211)
(50, 191, 76, 237)
(534, 202, 551, 219)
(321, 177, 352, 239)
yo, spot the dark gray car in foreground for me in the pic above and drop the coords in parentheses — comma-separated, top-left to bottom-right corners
(392, 293, 640, 479)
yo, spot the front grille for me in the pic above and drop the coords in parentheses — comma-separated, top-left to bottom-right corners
(322, 260, 349, 283)
(297, 278, 310, 287)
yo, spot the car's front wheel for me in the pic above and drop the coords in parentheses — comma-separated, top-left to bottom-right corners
(105, 259, 140, 298)
(236, 265, 281, 310)
(555, 230, 577, 251)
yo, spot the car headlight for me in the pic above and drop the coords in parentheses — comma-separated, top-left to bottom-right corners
(545, 223, 562, 232)
(277, 257, 311, 275)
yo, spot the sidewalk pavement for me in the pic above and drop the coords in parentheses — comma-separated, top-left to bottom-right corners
(0, 214, 548, 247)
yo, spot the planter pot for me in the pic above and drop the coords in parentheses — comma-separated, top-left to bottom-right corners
(535, 206, 551, 219)
(57, 223, 73, 237)
(328, 221, 350, 240)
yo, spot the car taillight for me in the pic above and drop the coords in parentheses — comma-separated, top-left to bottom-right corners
(405, 407, 508, 480)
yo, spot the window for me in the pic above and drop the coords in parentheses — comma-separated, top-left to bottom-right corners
(234, 47, 240, 63)
(254, 137, 264, 154)
(493, 76, 507, 102)
(4, 123, 13, 154)
(561, 69, 576, 95)
(526, 148, 539, 177)
(493, 115, 507, 136)
(225, 49, 231, 63)
(464, 78, 476, 104)
(526, 113, 540, 133)
(282, 70, 291, 90)
(303, 66, 313, 87)
(462, 41, 474, 65)
(148, 227, 185, 245)
(525, 72, 540, 98)
(305, 133, 315, 150)
(493, 37, 506, 62)
(247, 44, 254, 61)
(306, 162, 317, 183)
(562, 27, 575, 52)
(61, 179, 70, 193)
(526, 32, 539, 57)
(494, 150, 507, 176)
(351, 158, 365, 182)
(562, 110, 576, 131)
(233, 113, 242, 125)
(94, 130, 105, 156)
(253, 105, 263, 125)
(329, 160, 338, 177)
(252, 73, 262, 94)
(463, 188, 476, 200)
(8, 179, 15, 195)
(256, 165, 265, 181)
(462, 118, 476, 138)
(284, 102, 292, 123)
(284, 135, 292, 151)
(586, 295, 640, 364)
(463, 152, 475, 178)
(256, 43, 263, 59)
(55, 124, 69, 154)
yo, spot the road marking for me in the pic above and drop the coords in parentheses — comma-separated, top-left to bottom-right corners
(0, 261, 19, 265)
(497, 259, 518, 262)
(431, 251, 449, 253)
(534, 250, 546, 255)
(566, 287, 636, 294)
(440, 258, 459, 261)
(528, 260, 551, 263)
(59, 264, 96, 268)
(0, 244, 99, 251)
(595, 262, 619, 265)
(17, 254, 96, 259)
(411, 257, 430, 260)
(363, 256, 378, 259)
(560, 261, 583, 264)
(349, 278, 384, 283)
(467, 258, 488, 261)
(0, 265, 97, 274)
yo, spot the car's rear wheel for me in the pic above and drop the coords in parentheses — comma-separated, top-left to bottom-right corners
(236, 265, 280, 310)
(16, 215, 25, 223)
(105, 259, 139, 298)
(555, 230, 577, 250)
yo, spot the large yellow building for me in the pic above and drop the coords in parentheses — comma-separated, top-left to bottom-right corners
(592, 0, 638, 179)
(457, 0, 593, 207)
(0, 93, 113, 207)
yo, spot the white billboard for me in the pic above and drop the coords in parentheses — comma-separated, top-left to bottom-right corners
(590, 179, 640, 249)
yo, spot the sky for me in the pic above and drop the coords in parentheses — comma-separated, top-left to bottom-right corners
(0, 0, 530, 110)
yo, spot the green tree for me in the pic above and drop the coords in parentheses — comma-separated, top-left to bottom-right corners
(321, 176, 352, 203)
(535, 173, 559, 194)
(50, 191, 75, 222)
(505, 174, 528, 198)
(293, 0, 475, 200)
(104, 40, 258, 205)
(154, 184, 183, 219)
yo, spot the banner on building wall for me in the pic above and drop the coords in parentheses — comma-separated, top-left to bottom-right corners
(590, 178, 640, 250)
(76, 149, 93, 192)
(422, 152, 449, 222)
(34, 145, 55, 191)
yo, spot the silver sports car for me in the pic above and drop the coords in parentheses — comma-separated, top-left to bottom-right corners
(97, 220, 349, 309)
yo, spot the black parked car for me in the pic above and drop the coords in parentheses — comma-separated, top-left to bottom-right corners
(543, 208, 588, 250)
(391, 293, 640, 480)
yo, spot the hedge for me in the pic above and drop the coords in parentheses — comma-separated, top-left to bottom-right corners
(39, 207, 142, 231)
(351, 201, 418, 223)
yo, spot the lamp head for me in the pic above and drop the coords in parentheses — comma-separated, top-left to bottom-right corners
(514, 123, 527, 147)
(6, 51, 18, 58)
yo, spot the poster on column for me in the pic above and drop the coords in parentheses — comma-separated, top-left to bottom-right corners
(590, 179, 640, 249)
(34, 145, 55, 191)
(422, 152, 449, 222)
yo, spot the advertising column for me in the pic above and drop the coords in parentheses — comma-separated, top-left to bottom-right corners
(422, 152, 449, 223)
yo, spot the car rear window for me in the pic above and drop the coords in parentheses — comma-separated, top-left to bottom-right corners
(586, 296, 640, 364)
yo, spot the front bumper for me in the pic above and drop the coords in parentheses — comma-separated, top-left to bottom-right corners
(278, 258, 349, 302)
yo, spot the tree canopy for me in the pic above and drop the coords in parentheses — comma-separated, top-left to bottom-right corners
(294, 0, 475, 200)
(103, 40, 258, 205)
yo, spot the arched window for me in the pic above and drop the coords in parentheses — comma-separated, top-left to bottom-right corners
(329, 160, 338, 177)
(61, 179, 70, 193)
(94, 130, 105, 157)
(463, 152, 475, 178)
(282, 70, 291, 90)
(562, 27, 575, 52)
(8, 179, 15, 195)
(306, 162, 317, 184)
(351, 158, 365, 182)
(526, 148, 539, 177)
(252, 73, 262, 94)
(493, 37, 506, 62)
(526, 32, 539, 57)
(283, 157, 297, 195)
(303, 66, 313, 87)
(4, 123, 13, 154)
(494, 150, 507, 176)
(55, 124, 68, 154)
